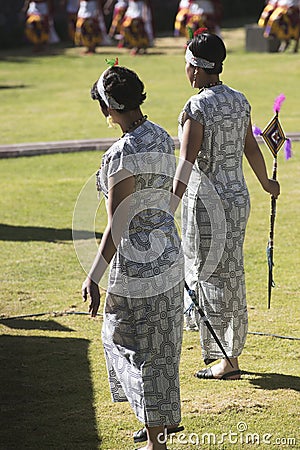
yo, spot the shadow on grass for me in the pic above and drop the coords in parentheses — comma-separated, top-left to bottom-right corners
(0, 42, 122, 62)
(244, 371, 300, 392)
(0, 84, 31, 89)
(0, 318, 74, 332)
(0, 334, 101, 449)
(0, 223, 102, 242)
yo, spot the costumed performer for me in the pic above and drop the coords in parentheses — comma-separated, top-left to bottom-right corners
(174, 0, 191, 37)
(75, 0, 106, 53)
(259, 0, 300, 52)
(118, 0, 153, 54)
(105, 0, 128, 40)
(23, 0, 54, 52)
(185, 0, 223, 37)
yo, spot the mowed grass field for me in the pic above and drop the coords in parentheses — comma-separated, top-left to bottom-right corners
(0, 30, 299, 450)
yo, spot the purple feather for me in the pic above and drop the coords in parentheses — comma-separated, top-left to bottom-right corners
(252, 125, 262, 136)
(284, 138, 292, 160)
(273, 94, 286, 113)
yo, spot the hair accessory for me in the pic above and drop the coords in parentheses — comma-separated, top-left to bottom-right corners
(185, 46, 215, 69)
(194, 27, 208, 36)
(105, 57, 119, 67)
(187, 26, 194, 40)
(96, 70, 125, 110)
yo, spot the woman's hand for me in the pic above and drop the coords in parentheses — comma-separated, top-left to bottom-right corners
(264, 179, 280, 199)
(82, 277, 101, 317)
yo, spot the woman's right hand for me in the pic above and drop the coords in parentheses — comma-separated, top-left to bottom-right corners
(264, 179, 280, 199)
(82, 277, 101, 317)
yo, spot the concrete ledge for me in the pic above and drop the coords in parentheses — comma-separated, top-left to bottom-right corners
(0, 134, 299, 158)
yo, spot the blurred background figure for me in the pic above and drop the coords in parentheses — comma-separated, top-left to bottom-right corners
(105, 0, 128, 41)
(74, 0, 109, 53)
(174, 0, 223, 37)
(174, 0, 191, 37)
(118, 0, 154, 55)
(185, 0, 223, 37)
(258, 0, 300, 52)
(98, 1, 112, 44)
(258, 0, 278, 29)
(62, 0, 79, 42)
(23, 0, 54, 51)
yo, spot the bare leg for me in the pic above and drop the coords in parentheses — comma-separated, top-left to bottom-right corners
(138, 425, 167, 450)
(210, 357, 241, 379)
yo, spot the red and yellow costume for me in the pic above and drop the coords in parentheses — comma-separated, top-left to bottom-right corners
(75, 0, 104, 51)
(259, 1, 300, 44)
(174, 0, 190, 37)
(175, 0, 223, 38)
(25, 1, 51, 46)
(65, 0, 79, 41)
(108, 0, 128, 38)
(118, 0, 152, 52)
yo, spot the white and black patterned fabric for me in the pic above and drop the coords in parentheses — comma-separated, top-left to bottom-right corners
(97, 120, 184, 426)
(178, 84, 251, 362)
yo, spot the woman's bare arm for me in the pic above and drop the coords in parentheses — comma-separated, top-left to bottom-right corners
(82, 169, 135, 316)
(171, 117, 203, 213)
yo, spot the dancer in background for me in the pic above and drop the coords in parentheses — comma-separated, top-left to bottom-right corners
(258, 0, 300, 52)
(185, 0, 223, 37)
(75, 0, 106, 53)
(258, 0, 278, 29)
(23, 0, 54, 51)
(105, 0, 128, 41)
(174, 0, 191, 37)
(118, 0, 153, 54)
(62, 0, 79, 41)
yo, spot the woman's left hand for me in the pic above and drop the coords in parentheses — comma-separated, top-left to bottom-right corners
(82, 277, 101, 317)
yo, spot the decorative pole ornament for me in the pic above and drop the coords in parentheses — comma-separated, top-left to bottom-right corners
(253, 94, 292, 308)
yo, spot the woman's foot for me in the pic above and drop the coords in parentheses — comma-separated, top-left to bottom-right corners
(133, 425, 184, 443)
(195, 358, 241, 380)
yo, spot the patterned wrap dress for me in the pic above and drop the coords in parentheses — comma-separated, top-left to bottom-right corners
(178, 84, 251, 363)
(97, 120, 185, 426)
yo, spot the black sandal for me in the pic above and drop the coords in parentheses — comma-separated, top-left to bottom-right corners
(133, 425, 184, 443)
(194, 368, 241, 380)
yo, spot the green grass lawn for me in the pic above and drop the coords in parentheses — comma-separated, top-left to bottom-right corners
(0, 30, 299, 449)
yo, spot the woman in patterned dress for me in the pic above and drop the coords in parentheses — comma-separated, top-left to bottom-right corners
(172, 31, 280, 380)
(82, 65, 185, 449)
